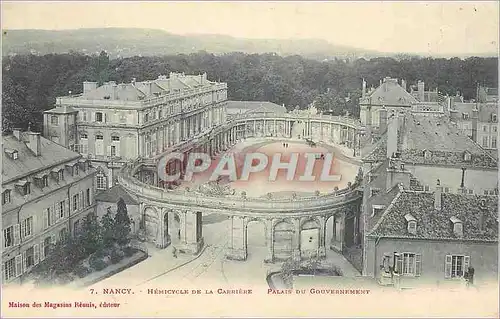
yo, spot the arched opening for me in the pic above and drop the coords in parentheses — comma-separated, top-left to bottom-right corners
(325, 215, 335, 248)
(300, 219, 320, 259)
(245, 219, 266, 260)
(273, 221, 294, 260)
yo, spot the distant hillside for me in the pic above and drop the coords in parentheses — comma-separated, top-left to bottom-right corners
(2, 28, 384, 60)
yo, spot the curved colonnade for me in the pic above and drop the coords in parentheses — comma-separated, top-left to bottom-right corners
(118, 112, 364, 262)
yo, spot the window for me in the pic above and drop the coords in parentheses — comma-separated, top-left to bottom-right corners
(97, 173, 107, 190)
(51, 116, 59, 125)
(42, 175, 49, 187)
(58, 201, 65, 219)
(493, 126, 497, 133)
(86, 188, 91, 206)
(82, 111, 88, 122)
(111, 136, 120, 142)
(4, 257, 16, 281)
(444, 187, 450, 193)
(158, 110, 162, 119)
(95, 112, 103, 122)
(59, 228, 67, 241)
(462, 113, 469, 120)
(80, 133, 88, 139)
(58, 169, 64, 181)
(445, 255, 470, 278)
(74, 165, 79, 176)
(2, 190, 11, 204)
(370, 188, 380, 197)
(144, 113, 149, 123)
(24, 246, 35, 268)
(463, 152, 471, 161)
(73, 193, 80, 211)
(21, 217, 33, 238)
(483, 125, 487, 132)
(111, 145, 116, 157)
(45, 207, 54, 228)
(43, 237, 51, 258)
(371, 205, 385, 217)
(423, 150, 432, 159)
(408, 221, 417, 234)
(483, 136, 488, 147)
(3, 226, 15, 248)
(492, 137, 497, 149)
(467, 189, 474, 194)
(492, 114, 497, 123)
(395, 252, 421, 276)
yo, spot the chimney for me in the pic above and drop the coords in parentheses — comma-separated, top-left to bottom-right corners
(131, 78, 136, 86)
(12, 128, 22, 140)
(401, 79, 407, 92)
(362, 78, 367, 98)
(110, 82, 118, 100)
(26, 132, 41, 156)
(386, 159, 410, 191)
(379, 107, 388, 133)
(417, 81, 425, 101)
(83, 81, 98, 94)
(471, 107, 479, 142)
(386, 112, 398, 158)
(434, 179, 442, 211)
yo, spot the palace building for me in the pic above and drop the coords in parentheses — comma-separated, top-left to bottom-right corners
(2, 129, 96, 284)
(43, 72, 228, 192)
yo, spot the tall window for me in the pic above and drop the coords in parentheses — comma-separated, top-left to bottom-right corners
(21, 217, 33, 238)
(72, 194, 80, 211)
(45, 207, 53, 227)
(492, 137, 497, 149)
(59, 228, 67, 241)
(58, 169, 64, 181)
(24, 246, 35, 268)
(95, 112, 103, 122)
(86, 188, 91, 206)
(74, 165, 79, 176)
(3, 258, 16, 281)
(43, 237, 51, 257)
(42, 175, 49, 187)
(58, 201, 65, 219)
(395, 252, 421, 276)
(3, 226, 14, 248)
(95, 134, 104, 156)
(445, 255, 470, 278)
(51, 116, 59, 125)
(2, 190, 11, 204)
(483, 136, 489, 148)
(96, 173, 107, 190)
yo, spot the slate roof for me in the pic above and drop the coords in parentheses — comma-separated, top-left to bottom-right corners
(363, 113, 497, 168)
(452, 102, 498, 122)
(2, 133, 81, 183)
(360, 78, 418, 106)
(82, 82, 147, 101)
(226, 101, 286, 115)
(43, 105, 78, 114)
(368, 191, 498, 242)
(95, 184, 138, 205)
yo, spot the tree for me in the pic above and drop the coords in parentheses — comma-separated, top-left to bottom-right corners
(280, 258, 301, 288)
(114, 198, 131, 246)
(101, 210, 116, 249)
(78, 213, 102, 255)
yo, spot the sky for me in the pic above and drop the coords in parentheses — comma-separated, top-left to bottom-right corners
(2, 1, 499, 55)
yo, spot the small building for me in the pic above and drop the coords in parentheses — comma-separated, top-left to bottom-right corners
(225, 100, 287, 120)
(2, 129, 96, 284)
(364, 184, 498, 289)
(95, 185, 140, 234)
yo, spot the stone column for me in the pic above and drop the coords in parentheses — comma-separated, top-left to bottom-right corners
(173, 211, 204, 255)
(175, 122, 181, 144)
(226, 216, 247, 260)
(292, 218, 301, 261)
(264, 218, 274, 263)
(318, 216, 327, 258)
(138, 133, 144, 157)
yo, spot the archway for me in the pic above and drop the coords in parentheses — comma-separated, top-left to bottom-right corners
(325, 215, 335, 248)
(163, 212, 170, 244)
(245, 219, 266, 260)
(300, 219, 320, 259)
(173, 213, 181, 242)
(273, 221, 294, 260)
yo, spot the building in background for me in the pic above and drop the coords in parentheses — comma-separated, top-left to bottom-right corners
(225, 101, 286, 120)
(2, 129, 96, 284)
(43, 72, 228, 191)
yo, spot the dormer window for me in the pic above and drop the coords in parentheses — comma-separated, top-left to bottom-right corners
(59, 169, 64, 180)
(463, 151, 471, 162)
(492, 113, 497, 123)
(15, 180, 30, 195)
(405, 214, 417, 235)
(462, 113, 469, 120)
(423, 150, 432, 160)
(370, 188, 381, 197)
(74, 164, 79, 176)
(42, 175, 49, 188)
(5, 149, 18, 160)
(2, 189, 11, 204)
(450, 217, 463, 237)
(372, 205, 386, 217)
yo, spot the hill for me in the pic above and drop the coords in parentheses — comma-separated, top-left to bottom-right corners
(2, 28, 384, 60)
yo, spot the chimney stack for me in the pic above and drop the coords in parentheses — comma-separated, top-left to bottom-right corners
(386, 111, 398, 158)
(434, 179, 442, 211)
(362, 79, 367, 98)
(401, 79, 407, 92)
(471, 108, 479, 142)
(12, 128, 22, 140)
(417, 81, 425, 101)
(83, 81, 98, 94)
(26, 132, 41, 156)
(131, 78, 136, 86)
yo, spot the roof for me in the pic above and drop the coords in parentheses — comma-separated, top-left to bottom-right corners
(82, 82, 147, 101)
(360, 77, 418, 106)
(368, 191, 498, 242)
(452, 102, 498, 122)
(95, 184, 138, 205)
(226, 101, 287, 115)
(2, 132, 81, 183)
(43, 105, 78, 114)
(363, 113, 497, 168)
